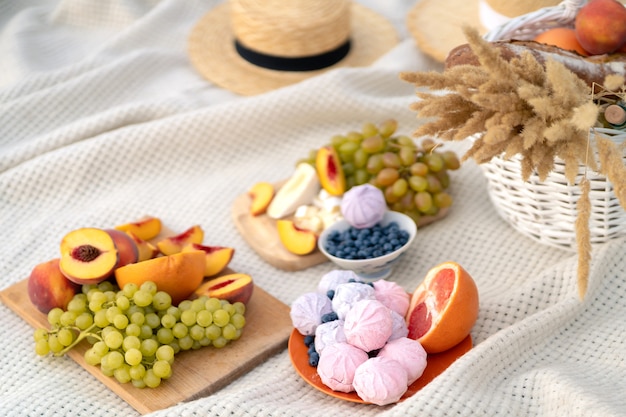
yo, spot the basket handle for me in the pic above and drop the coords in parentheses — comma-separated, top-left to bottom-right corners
(560, 0, 585, 19)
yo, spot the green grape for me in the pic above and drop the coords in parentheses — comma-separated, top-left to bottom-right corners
(230, 313, 246, 330)
(414, 191, 434, 213)
(139, 325, 153, 340)
(98, 280, 116, 293)
(420, 137, 437, 152)
(178, 299, 193, 311)
(33, 328, 48, 342)
(133, 290, 153, 307)
(434, 192, 453, 208)
(188, 325, 205, 341)
(381, 152, 401, 168)
(114, 365, 132, 384)
(141, 338, 159, 356)
(165, 306, 181, 320)
(129, 364, 146, 380)
(366, 154, 384, 175)
(152, 360, 172, 379)
(84, 347, 101, 366)
(143, 369, 161, 388)
(180, 309, 197, 327)
(93, 340, 109, 356)
(196, 310, 213, 327)
(82, 284, 97, 295)
(48, 334, 63, 353)
(436, 170, 450, 189)
(132, 378, 146, 389)
(396, 135, 415, 147)
(399, 146, 417, 166)
(113, 314, 129, 330)
(75, 312, 94, 330)
(94, 309, 109, 328)
(362, 122, 379, 138)
(410, 162, 429, 177)
(222, 324, 238, 341)
(330, 134, 347, 148)
(124, 348, 143, 367)
(205, 324, 221, 340)
(160, 313, 177, 329)
(35, 339, 50, 356)
(156, 345, 175, 363)
(222, 303, 236, 317)
(103, 290, 117, 303)
(384, 186, 401, 204)
(172, 322, 188, 339)
(122, 335, 141, 351)
(67, 297, 86, 313)
(426, 174, 443, 193)
(441, 150, 461, 170)
(354, 169, 369, 185)
(213, 310, 230, 327)
(140, 281, 158, 295)
(145, 313, 160, 329)
(178, 335, 194, 350)
(423, 153, 444, 172)
(100, 365, 115, 377)
(353, 148, 368, 168)
(391, 178, 409, 198)
(104, 351, 125, 370)
(212, 336, 228, 349)
(125, 323, 141, 337)
(156, 328, 174, 345)
(104, 330, 124, 350)
(379, 119, 398, 138)
(59, 311, 77, 327)
(408, 175, 428, 192)
(152, 291, 172, 311)
(121, 282, 138, 298)
(88, 300, 104, 312)
(345, 176, 356, 190)
(204, 298, 222, 313)
(346, 131, 363, 143)
(57, 328, 75, 347)
(400, 190, 416, 211)
(198, 337, 211, 347)
(105, 306, 122, 324)
(130, 311, 145, 326)
(361, 135, 385, 154)
(342, 162, 355, 176)
(191, 298, 206, 312)
(338, 141, 359, 161)
(376, 168, 399, 187)
(115, 295, 130, 311)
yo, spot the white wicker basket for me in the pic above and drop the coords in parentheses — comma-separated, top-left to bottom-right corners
(480, 0, 626, 251)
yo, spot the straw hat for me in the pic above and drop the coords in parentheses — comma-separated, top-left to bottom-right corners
(407, 0, 562, 63)
(188, 0, 398, 96)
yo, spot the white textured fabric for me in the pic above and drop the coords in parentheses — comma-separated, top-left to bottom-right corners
(1, 1, 625, 416)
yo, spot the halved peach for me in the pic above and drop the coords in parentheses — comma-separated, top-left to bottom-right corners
(182, 243, 234, 277)
(316, 146, 346, 196)
(59, 228, 119, 285)
(114, 216, 162, 241)
(105, 229, 139, 267)
(156, 225, 204, 256)
(114, 250, 205, 305)
(248, 182, 274, 216)
(276, 219, 317, 255)
(194, 273, 254, 305)
(127, 232, 160, 262)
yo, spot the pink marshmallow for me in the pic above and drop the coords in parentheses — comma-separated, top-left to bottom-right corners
(344, 299, 393, 352)
(317, 342, 368, 393)
(353, 356, 408, 405)
(377, 337, 427, 385)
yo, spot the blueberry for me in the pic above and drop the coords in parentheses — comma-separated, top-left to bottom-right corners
(303, 334, 315, 347)
(308, 351, 320, 367)
(321, 312, 338, 323)
(326, 289, 335, 300)
(308, 344, 317, 355)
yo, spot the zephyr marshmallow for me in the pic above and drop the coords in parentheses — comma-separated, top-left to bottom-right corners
(343, 299, 393, 352)
(290, 292, 333, 336)
(340, 184, 387, 229)
(317, 342, 368, 393)
(353, 356, 409, 406)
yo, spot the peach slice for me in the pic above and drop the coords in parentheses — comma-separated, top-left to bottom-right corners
(59, 227, 119, 285)
(182, 243, 234, 277)
(105, 229, 139, 267)
(276, 219, 317, 255)
(194, 273, 254, 305)
(316, 146, 346, 196)
(127, 232, 160, 262)
(156, 225, 204, 256)
(28, 258, 81, 313)
(114, 250, 206, 305)
(114, 216, 162, 241)
(248, 182, 275, 216)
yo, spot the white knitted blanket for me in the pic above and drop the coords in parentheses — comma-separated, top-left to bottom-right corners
(1, 1, 625, 416)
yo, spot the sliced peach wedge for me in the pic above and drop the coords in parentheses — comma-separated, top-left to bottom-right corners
(248, 182, 274, 216)
(182, 243, 234, 277)
(157, 225, 204, 256)
(114, 216, 162, 241)
(59, 228, 119, 285)
(104, 229, 139, 267)
(276, 219, 317, 255)
(316, 146, 346, 196)
(127, 232, 160, 262)
(194, 273, 254, 305)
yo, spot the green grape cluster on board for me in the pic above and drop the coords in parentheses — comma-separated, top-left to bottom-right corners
(301, 120, 460, 224)
(33, 280, 247, 389)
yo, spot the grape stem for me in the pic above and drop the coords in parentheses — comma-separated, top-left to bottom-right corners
(53, 323, 101, 357)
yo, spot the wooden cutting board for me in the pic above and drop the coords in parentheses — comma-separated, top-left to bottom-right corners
(0, 272, 292, 414)
(231, 182, 449, 271)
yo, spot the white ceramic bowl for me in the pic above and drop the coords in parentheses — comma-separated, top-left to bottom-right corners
(317, 210, 417, 281)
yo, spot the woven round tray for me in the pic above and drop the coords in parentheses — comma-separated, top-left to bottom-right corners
(480, 0, 626, 251)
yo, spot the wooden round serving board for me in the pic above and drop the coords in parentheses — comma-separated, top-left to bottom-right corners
(231, 182, 449, 272)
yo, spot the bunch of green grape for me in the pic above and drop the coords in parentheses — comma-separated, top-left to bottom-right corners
(301, 120, 460, 224)
(33, 280, 247, 388)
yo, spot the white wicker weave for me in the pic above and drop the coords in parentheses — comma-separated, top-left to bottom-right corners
(480, 0, 626, 251)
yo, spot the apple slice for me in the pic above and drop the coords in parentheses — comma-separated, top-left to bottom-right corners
(157, 225, 204, 256)
(267, 163, 320, 219)
(182, 243, 235, 277)
(248, 182, 275, 216)
(114, 216, 162, 241)
(276, 219, 317, 255)
(194, 273, 254, 304)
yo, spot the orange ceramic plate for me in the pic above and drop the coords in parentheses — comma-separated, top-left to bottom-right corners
(288, 328, 472, 403)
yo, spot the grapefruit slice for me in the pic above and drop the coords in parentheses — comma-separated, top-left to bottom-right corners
(406, 261, 479, 353)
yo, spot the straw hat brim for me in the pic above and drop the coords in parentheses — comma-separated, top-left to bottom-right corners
(407, 0, 486, 63)
(188, 2, 399, 96)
